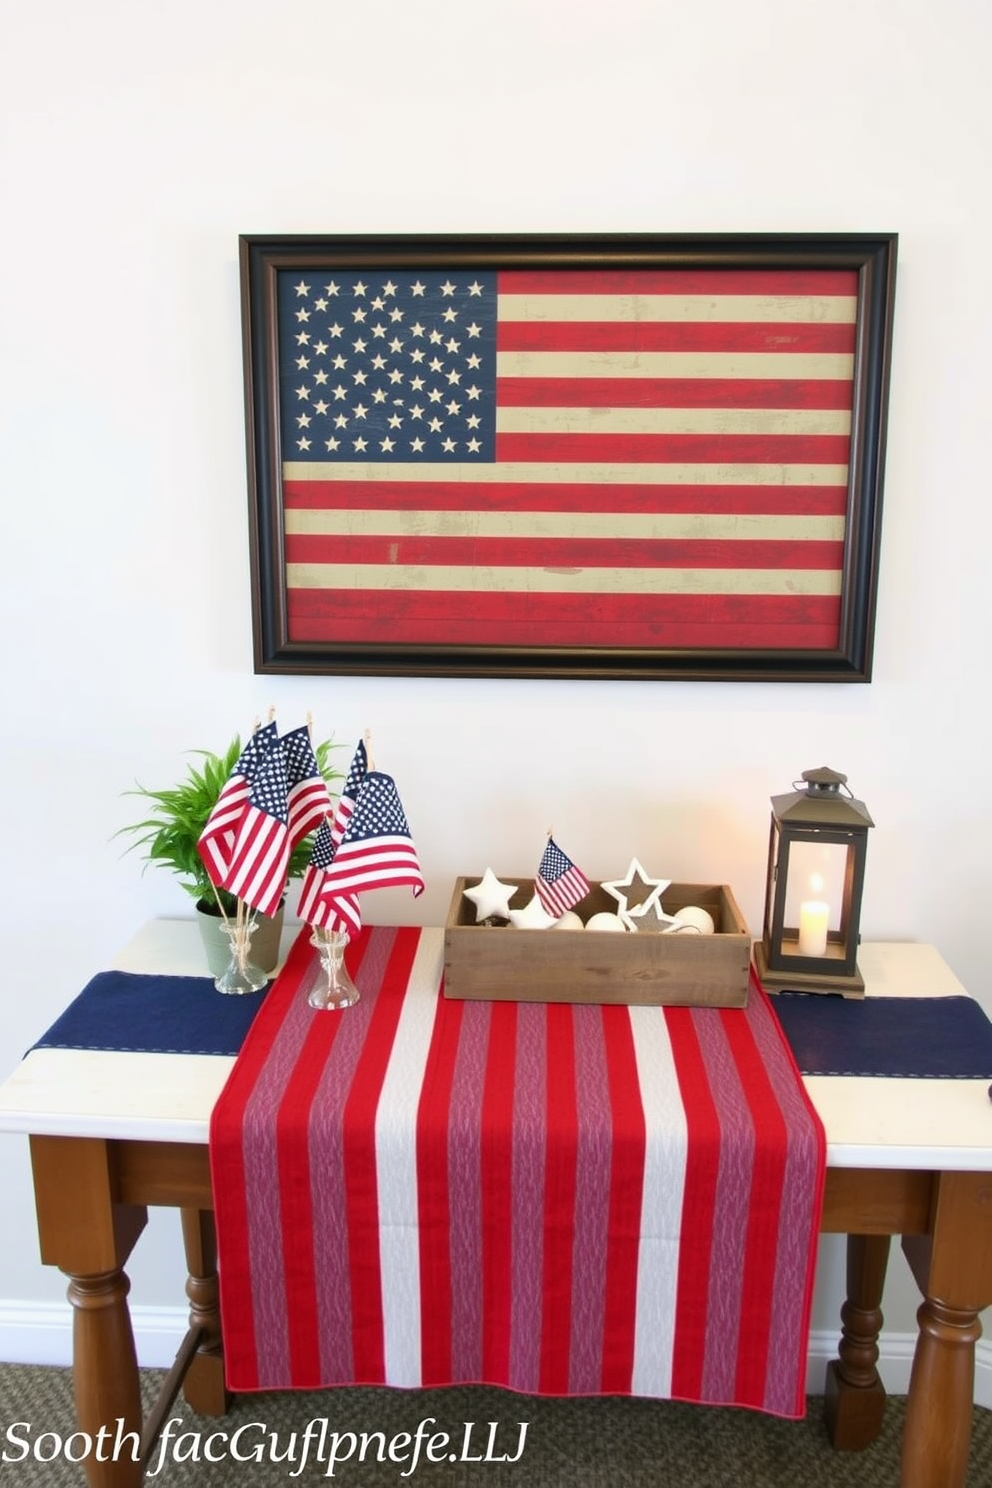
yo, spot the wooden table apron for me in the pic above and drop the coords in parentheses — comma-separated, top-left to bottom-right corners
(11, 927, 992, 1488)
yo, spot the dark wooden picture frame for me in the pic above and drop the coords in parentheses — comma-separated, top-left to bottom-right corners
(240, 232, 896, 681)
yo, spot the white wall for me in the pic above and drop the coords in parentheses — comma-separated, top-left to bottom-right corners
(2, 0, 991, 1372)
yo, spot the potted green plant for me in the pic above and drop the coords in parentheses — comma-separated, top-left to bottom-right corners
(117, 733, 340, 975)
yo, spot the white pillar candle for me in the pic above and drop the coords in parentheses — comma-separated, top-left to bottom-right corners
(798, 898, 829, 956)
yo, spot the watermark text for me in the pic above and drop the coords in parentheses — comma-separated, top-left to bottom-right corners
(3, 1414, 530, 1477)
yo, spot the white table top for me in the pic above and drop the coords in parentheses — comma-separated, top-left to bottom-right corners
(1, 920, 990, 1171)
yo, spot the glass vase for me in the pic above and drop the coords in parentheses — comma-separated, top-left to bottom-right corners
(214, 917, 268, 995)
(308, 927, 360, 1010)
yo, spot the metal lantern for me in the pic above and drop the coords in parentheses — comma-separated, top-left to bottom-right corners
(753, 766, 874, 998)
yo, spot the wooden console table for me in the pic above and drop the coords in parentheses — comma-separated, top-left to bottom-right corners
(1, 921, 991, 1488)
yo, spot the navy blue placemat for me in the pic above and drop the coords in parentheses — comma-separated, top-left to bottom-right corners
(771, 993, 992, 1078)
(32, 971, 267, 1057)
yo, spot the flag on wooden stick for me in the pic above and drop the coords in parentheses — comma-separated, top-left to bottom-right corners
(281, 725, 333, 846)
(311, 767, 424, 933)
(296, 738, 369, 931)
(217, 742, 292, 917)
(197, 722, 278, 886)
(536, 835, 590, 918)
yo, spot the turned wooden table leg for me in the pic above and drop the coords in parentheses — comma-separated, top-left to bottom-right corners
(67, 1269, 144, 1488)
(824, 1232, 891, 1449)
(902, 1170, 992, 1488)
(180, 1207, 229, 1416)
(902, 1297, 981, 1488)
(29, 1136, 147, 1488)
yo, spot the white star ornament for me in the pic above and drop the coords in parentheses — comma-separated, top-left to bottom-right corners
(462, 868, 517, 923)
(508, 894, 557, 930)
(601, 859, 672, 932)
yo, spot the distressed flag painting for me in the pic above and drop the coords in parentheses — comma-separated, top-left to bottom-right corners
(280, 266, 853, 652)
(241, 235, 896, 678)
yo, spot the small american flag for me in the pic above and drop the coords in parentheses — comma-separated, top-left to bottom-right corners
(536, 836, 590, 918)
(217, 743, 291, 917)
(296, 738, 369, 931)
(296, 819, 356, 931)
(281, 725, 333, 846)
(314, 770, 424, 930)
(330, 738, 368, 846)
(197, 722, 279, 886)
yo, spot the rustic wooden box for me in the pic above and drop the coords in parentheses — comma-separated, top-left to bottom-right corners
(443, 878, 751, 1006)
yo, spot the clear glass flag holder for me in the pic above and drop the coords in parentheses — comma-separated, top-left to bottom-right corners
(308, 928, 360, 1010)
(215, 916, 268, 995)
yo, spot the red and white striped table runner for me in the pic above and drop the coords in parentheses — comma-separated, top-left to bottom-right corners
(210, 925, 824, 1416)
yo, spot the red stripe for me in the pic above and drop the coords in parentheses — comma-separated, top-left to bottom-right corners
(285, 478, 850, 517)
(500, 268, 859, 296)
(599, 1007, 646, 1392)
(286, 533, 843, 572)
(480, 1005, 517, 1380)
(277, 929, 373, 1384)
(416, 992, 463, 1383)
(342, 927, 420, 1381)
(664, 1009, 722, 1401)
(495, 432, 849, 466)
(721, 1009, 789, 1407)
(539, 1004, 578, 1393)
(498, 320, 856, 353)
(287, 588, 841, 651)
(209, 927, 316, 1388)
(497, 377, 854, 410)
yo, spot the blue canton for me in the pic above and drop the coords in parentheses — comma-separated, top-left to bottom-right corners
(281, 725, 322, 787)
(341, 773, 413, 842)
(247, 744, 289, 823)
(278, 269, 498, 462)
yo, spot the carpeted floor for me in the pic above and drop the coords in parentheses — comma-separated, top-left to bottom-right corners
(2, 1366, 992, 1485)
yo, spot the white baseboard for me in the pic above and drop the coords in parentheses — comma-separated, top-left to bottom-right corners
(3, 1304, 992, 1408)
(0, 1302, 188, 1372)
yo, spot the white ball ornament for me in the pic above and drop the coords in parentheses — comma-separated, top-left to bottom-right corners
(585, 911, 628, 933)
(665, 905, 716, 936)
(551, 910, 585, 930)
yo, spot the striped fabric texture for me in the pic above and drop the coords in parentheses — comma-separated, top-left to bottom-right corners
(209, 926, 825, 1416)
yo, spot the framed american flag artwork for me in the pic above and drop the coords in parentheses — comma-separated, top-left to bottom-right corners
(240, 232, 896, 681)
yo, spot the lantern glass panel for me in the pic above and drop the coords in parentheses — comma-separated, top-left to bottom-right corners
(782, 840, 849, 943)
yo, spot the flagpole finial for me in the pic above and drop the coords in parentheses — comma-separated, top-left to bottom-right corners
(267, 703, 276, 722)
(306, 710, 313, 738)
(364, 729, 376, 771)
(250, 715, 261, 734)
(547, 825, 553, 839)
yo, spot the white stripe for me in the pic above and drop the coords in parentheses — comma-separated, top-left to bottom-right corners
(497, 350, 854, 379)
(231, 832, 288, 909)
(628, 1007, 688, 1397)
(287, 564, 843, 597)
(286, 509, 846, 542)
(199, 837, 229, 878)
(375, 928, 444, 1387)
(497, 293, 858, 324)
(224, 813, 271, 891)
(495, 405, 851, 435)
(286, 460, 849, 485)
(327, 868, 422, 889)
